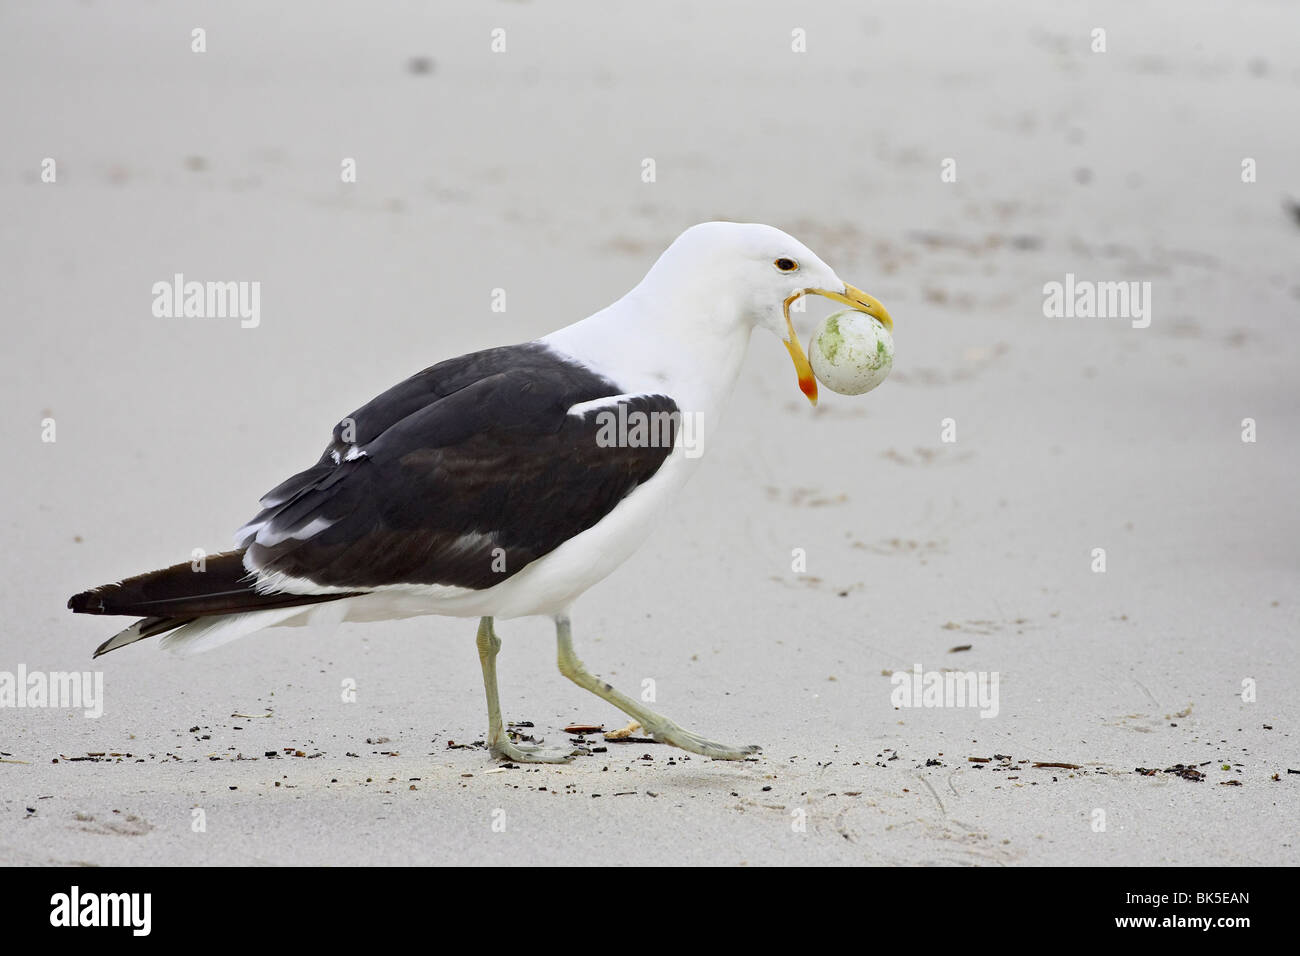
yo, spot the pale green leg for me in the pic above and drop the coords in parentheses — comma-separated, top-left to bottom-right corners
(476, 616, 575, 764)
(554, 614, 760, 760)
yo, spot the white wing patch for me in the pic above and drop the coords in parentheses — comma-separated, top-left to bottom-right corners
(254, 514, 337, 548)
(566, 393, 655, 418)
(331, 444, 368, 464)
(234, 514, 337, 552)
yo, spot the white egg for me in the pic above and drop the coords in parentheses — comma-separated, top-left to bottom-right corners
(808, 309, 894, 396)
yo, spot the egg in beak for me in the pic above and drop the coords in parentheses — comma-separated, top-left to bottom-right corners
(782, 284, 894, 405)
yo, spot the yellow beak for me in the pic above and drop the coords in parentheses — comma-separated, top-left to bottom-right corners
(782, 284, 894, 406)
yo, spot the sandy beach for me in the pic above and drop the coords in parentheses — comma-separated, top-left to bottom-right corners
(2, 1, 1297, 866)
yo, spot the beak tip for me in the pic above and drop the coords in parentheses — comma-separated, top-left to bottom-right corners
(800, 377, 819, 406)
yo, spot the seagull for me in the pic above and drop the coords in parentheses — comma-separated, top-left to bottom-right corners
(68, 221, 893, 763)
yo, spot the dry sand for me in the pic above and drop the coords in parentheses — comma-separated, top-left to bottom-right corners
(2, 1, 1297, 865)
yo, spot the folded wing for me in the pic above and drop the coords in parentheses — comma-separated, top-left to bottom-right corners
(239, 342, 679, 592)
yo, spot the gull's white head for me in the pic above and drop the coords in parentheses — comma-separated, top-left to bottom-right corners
(640, 221, 893, 405)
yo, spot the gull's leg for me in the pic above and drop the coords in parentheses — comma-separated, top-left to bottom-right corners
(554, 614, 759, 760)
(476, 616, 575, 764)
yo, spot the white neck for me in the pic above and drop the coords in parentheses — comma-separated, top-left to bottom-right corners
(540, 282, 752, 421)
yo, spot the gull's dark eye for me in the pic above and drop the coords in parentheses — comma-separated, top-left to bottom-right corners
(774, 257, 798, 272)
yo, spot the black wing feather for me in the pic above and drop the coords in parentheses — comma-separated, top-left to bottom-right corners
(242, 343, 678, 591)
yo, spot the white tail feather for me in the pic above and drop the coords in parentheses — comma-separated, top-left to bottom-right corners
(159, 606, 307, 657)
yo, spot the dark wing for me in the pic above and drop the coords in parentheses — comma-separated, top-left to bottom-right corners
(238, 343, 678, 590)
